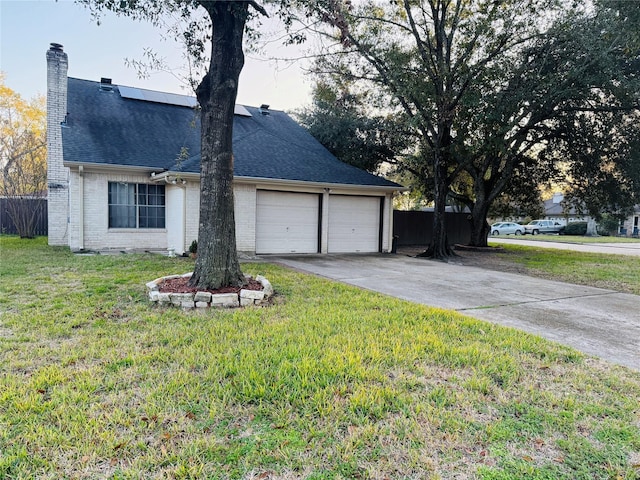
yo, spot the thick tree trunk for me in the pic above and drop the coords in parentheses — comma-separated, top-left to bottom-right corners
(585, 218, 599, 237)
(468, 194, 491, 247)
(418, 159, 455, 259)
(189, 1, 248, 290)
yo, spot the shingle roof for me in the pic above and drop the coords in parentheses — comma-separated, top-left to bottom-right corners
(544, 198, 580, 215)
(62, 78, 401, 189)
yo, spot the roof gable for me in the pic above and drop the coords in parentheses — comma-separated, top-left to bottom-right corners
(62, 78, 401, 189)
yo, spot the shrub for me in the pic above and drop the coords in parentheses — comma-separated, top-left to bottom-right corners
(563, 222, 587, 235)
(598, 214, 620, 236)
(189, 239, 198, 254)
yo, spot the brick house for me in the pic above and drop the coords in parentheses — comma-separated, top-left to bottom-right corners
(542, 193, 590, 226)
(46, 44, 403, 255)
(620, 207, 640, 237)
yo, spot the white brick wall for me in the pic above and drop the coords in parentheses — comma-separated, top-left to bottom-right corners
(69, 171, 260, 253)
(234, 183, 257, 252)
(184, 182, 200, 249)
(46, 45, 69, 246)
(68, 166, 395, 254)
(382, 193, 392, 252)
(69, 170, 167, 251)
(184, 181, 257, 254)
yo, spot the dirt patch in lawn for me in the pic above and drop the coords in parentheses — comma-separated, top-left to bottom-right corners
(397, 245, 531, 275)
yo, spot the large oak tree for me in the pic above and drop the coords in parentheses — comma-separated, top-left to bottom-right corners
(303, 0, 640, 253)
(453, 2, 640, 244)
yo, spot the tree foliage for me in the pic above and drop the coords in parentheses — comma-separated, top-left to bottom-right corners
(0, 75, 47, 238)
(297, 79, 405, 173)
(558, 109, 640, 235)
(302, 0, 640, 253)
(297, 80, 397, 172)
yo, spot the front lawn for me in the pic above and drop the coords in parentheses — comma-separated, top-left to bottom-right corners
(1, 236, 639, 479)
(506, 234, 640, 244)
(487, 244, 640, 295)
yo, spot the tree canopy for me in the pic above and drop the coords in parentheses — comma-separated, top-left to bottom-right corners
(297, 78, 406, 173)
(302, 0, 640, 252)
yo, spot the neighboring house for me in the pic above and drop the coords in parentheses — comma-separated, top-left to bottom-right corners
(542, 193, 590, 226)
(620, 206, 640, 237)
(492, 193, 589, 226)
(545, 193, 639, 236)
(46, 44, 403, 255)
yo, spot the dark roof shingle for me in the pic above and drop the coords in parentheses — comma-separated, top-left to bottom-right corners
(62, 78, 401, 188)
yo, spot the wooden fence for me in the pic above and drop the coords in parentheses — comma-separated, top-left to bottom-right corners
(0, 198, 48, 236)
(393, 210, 471, 246)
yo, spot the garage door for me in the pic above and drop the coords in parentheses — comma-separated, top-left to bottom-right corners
(256, 191, 320, 254)
(328, 195, 381, 253)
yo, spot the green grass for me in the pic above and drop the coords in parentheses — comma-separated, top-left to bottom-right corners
(1, 236, 639, 479)
(500, 234, 640, 244)
(489, 244, 640, 295)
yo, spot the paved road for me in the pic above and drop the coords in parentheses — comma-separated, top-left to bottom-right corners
(273, 254, 640, 371)
(489, 237, 640, 256)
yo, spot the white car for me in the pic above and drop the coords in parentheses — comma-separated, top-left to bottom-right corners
(490, 222, 525, 236)
(524, 220, 564, 235)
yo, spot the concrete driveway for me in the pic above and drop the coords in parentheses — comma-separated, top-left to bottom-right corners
(272, 254, 640, 371)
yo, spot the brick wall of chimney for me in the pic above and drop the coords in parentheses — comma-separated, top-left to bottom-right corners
(46, 44, 69, 246)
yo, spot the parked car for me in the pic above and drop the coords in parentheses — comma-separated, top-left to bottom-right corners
(524, 219, 564, 235)
(490, 222, 526, 236)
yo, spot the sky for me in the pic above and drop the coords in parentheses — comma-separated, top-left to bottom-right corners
(0, 0, 313, 111)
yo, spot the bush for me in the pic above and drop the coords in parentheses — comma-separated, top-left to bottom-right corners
(563, 222, 587, 235)
(189, 239, 198, 254)
(598, 214, 620, 236)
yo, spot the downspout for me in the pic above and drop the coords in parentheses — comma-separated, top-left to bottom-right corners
(180, 182, 187, 255)
(321, 188, 330, 253)
(78, 165, 84, 250)
(388, 193, 395, 253)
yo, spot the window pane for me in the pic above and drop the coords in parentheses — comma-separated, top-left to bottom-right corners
(139, 205, 165, 228)
(138, 184, 165, 228)
(108, 182, 164, 229)
(109, 206, 135, 228)
(137, 184, 147, 206)
(108, 182, 136, 228)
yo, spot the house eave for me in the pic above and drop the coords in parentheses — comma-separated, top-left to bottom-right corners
(64, 161, 165, 175)
(156, 172, 407, 193)
(233, 175, 406, 192)
(64, 162, 407, 192)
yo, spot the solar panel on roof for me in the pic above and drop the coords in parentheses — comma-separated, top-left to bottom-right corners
(118, 84, 252, 116)
(234, 105, 252, 117)
(118, 85, 145, 101)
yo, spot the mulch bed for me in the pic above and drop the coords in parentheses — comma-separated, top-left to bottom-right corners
(159, 277, 264, 295)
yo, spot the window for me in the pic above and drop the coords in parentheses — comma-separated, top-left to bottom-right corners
(108, 182, 165, 229)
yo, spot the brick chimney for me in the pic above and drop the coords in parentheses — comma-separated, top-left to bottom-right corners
(46, 43, 69, 246)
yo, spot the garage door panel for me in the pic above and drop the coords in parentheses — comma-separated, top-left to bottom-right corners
(328, 196, 380, 253)
(256, 191, 319, 254)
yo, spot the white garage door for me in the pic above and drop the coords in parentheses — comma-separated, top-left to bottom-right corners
(328, 195, 381, 253)
(256, 191, 320, 254)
